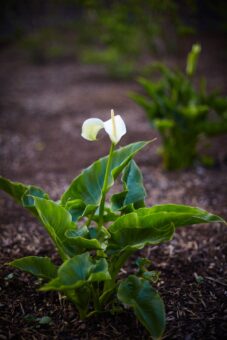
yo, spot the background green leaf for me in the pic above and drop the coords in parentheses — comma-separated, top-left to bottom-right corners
(131, 49, 227, 170)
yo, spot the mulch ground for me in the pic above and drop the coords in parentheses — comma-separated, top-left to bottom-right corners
(0, 35, 227, 339)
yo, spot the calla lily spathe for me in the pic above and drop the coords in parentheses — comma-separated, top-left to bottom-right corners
(81, 110, 126, 144)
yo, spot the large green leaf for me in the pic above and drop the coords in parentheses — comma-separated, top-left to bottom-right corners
(40, 252, 111, 291)
(0, 176, 28, 204)
(111, 160, 146, 212)
(33, 197, 78, 257)
(117, 275, 165, 339)
(60, 141, 150, 219)
(65, 229, 102, 251)
(0, 176, 48, 215)
(136, 204, 226, 227)
(33, 198, 108, 256)
(64, 225, 111, 253)
(107, 212, 174, 253)
(9, 256, 57, 279)
(107, 203, 225, 254)
(34, 197, 75, 239)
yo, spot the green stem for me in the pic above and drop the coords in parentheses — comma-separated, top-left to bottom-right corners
(102, 250, 133, 303)
(65, 290, 88, 319)
(55, 239, 69, 261)
(86, 211, 95, 227)
(98, 142, 115, 229)
(91, 283, 101, 312)
(112, 250, 134, 278)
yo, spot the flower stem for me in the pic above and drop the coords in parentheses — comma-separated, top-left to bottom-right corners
(98, 142, 115, 229)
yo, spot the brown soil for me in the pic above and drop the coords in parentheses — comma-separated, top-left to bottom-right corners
(0, 37, 227, 339)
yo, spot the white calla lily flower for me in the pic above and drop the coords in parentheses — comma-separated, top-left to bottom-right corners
(81, 118, 104, 141)
(81, 110, 126, 144)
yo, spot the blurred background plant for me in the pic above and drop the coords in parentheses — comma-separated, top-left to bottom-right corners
(130, 44, 227, 170)
(19, 27, 78, 64)
(76, 0, 179, 78)
(1, 0, 227, 74)
(0, 0, 195, 72)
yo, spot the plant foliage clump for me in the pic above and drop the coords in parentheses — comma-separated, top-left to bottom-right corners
(131, 44, 227, 170)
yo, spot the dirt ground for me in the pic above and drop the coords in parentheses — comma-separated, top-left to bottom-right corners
(0, 35, 227, 339)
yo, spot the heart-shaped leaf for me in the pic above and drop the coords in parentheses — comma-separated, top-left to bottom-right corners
(40, 252, 111, 291)
(64, 199, 86, 222)
(111, 160, 146, 212)
(34, 197, 75, 239)
(117, 275, 165, 339)
(33, 197, 78, 258)
(0, 176, 49, 216)
(64, 225, 111, 253)
(137, 204, 226, 227)
(0, 176, 29, 204)
(107, 212, 174, 253)
(65, 230, 102, 250)
(9, 256, 57, 279)
(61, 141, 150, 219)
(107, 204, 225, 253)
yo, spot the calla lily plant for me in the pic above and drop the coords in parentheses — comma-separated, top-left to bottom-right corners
(0, 110, 226, 339)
